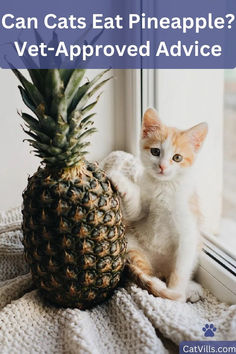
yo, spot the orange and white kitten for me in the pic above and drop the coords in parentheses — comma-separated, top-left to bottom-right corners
(102, 108, 208, 302)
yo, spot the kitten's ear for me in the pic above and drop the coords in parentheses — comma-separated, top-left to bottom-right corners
(185, 122, 208, 152)
(142, 108, 162, 138)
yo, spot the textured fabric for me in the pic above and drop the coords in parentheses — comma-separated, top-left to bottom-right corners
(0, 207, 235, 354)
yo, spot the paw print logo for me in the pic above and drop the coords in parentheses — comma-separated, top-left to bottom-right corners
(202, 324, 217, 337)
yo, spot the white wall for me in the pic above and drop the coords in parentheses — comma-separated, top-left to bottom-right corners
(0, 69, 121, 211)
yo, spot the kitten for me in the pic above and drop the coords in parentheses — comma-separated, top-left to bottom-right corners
(102, 108, 208, 302)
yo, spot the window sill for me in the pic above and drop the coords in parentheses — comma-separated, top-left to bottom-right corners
(196, 242, 236, 305)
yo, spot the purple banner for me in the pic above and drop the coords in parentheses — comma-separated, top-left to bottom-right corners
(0, 0, 236, 68)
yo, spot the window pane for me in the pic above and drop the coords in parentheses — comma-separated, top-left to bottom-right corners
(220, 70, 236, 252)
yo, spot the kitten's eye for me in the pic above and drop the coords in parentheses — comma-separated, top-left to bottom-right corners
(173, 154, 183, 163)
(150, 148, 161, 156)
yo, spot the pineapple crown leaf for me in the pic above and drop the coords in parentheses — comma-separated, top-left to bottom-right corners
(59, 69, 74, 86)
(45, 70, 64, 98)
(14, 68, 111, 168)
(71, 78, 111, 117)
(13, 69, 45, 108)
(28, 69, 45, 91)
(81, 93, 102, 116)
(68, 69, 111, 116)
(64, 70, 86, 106)
(21, 113, 40, 131)
(18, 86, 38, 112)
(22, 125, 51, 145)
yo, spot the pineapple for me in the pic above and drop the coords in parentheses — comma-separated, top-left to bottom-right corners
(13, 69, 126, 309)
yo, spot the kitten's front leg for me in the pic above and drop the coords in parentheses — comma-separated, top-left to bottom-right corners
(108, 171, 142, 221)
(168, 214, 199, 302)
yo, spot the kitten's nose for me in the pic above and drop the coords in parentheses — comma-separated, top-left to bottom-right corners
(159, 164, 166, 173)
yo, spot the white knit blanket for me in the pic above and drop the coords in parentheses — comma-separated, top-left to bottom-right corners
(0, 207, 235, 354)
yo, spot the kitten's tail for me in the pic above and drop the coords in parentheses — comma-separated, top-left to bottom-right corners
(126, 259, 180, 301)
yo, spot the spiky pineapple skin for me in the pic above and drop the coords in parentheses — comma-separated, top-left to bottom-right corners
(22, 160, 126, 309)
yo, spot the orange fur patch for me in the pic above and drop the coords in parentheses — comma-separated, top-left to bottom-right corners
(142, 109, 207, 168)
(144, 278, 180, 300)
(189, 192, 202, 224)
(143, 124, 196, 168)
(143, 125, 169, 145)
(126, 249, 181, 300)
(189, 192, 203, 251)
(127, 249, 153, 276)
(142, 108, 167, 140)
(158, 288, 181, 301)
(185, 123, 208, 152)
(142, 109, 208, 169)
(170, 129, 195, 167)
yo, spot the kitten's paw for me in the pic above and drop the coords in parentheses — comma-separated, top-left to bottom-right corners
(186, 281, 204, 303)
(108, 171, 127, 198)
